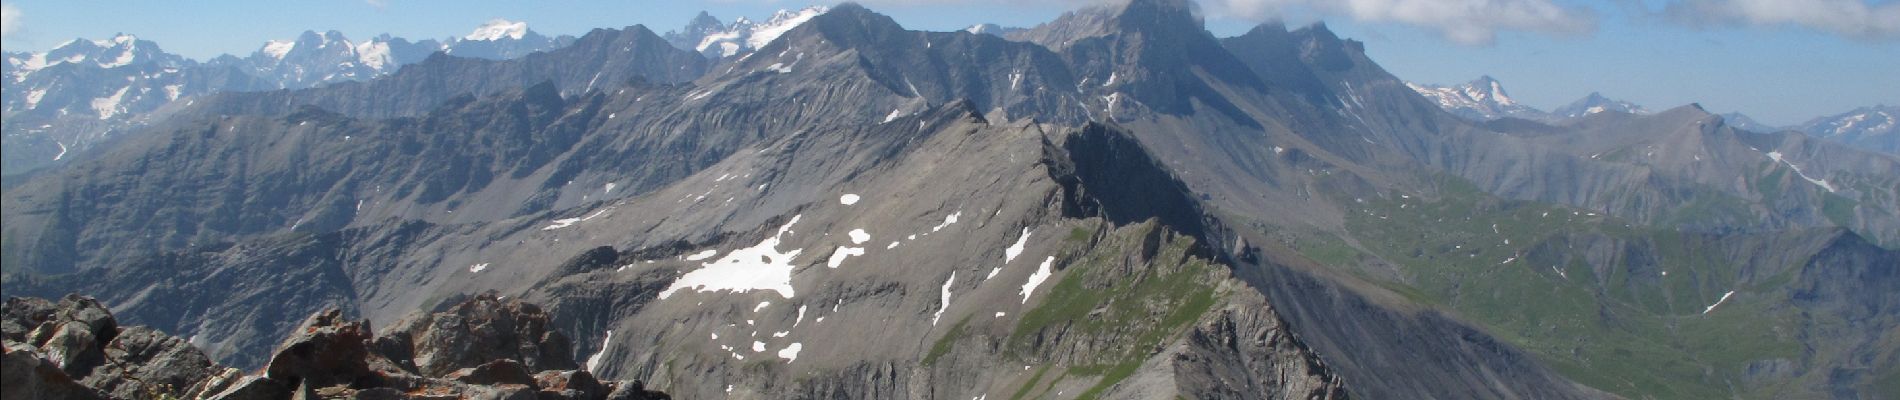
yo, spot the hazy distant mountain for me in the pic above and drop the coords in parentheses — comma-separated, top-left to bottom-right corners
(661, 6, 828, 58)
(1, 35, 272, 174)
(2, 35, 207, 119)
(218, 21, 574, 90)
(1406, 76, 1553, 121)
(1717, 111, 1781, 132)
(1796, 105, 1898, 154)
(441, 19, 578, 60)
(963, 23, 1026, 37)
(1, 21, 574, 176)
(1554, 91, 1651, 118)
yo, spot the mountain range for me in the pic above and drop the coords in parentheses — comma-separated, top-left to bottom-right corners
(1, 20, 575, 176)
(1410, 76, 1897, 155)
(662, 6, 830, 59)
(3, 1, 1896, 399)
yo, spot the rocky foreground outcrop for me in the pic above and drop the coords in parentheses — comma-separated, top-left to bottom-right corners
(2, 294, 668, 400)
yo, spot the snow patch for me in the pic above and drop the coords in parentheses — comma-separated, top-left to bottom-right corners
(465, 19, 529, 41)
(659, 215, 805, 299)
(777, 343, 802, 362)
(1005, 228, 1031, 264)
(1703, 291, 1735, 314)
(1765, 151, 1837, 193)
(848, 229, 871, 244)
(931, 211, 962, 232)
(745, 7, 825, 50)
(91, 86, 130, 119)
(933, 271, 956, 325)
(262, 40, 295, 59)
(542, 218, 583, 230)
(584, 330, 612, 373)
(468, 263, 490, 273)
(826, 246, 864, 268)
(1020, 256, 1054, 304)
(354, 40, 392, 70)
(840, 194, 861, 205)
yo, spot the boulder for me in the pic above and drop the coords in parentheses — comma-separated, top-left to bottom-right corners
(381, 294, 578, 377)
(0, 344, 109, 400)
(264, 308, 380, 389)
(447, 359, 537, 386)
(81, 326, 222, 398)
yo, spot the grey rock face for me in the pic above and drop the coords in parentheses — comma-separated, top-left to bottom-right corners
(2, 295, 208, 399)
(1173, 291, 1347, 400)
(0, 294, 671, 400)
(379, 294, 579, 377)
(2, 345, 109, 400)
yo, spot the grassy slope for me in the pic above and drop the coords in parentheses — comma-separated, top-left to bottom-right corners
(1301, 175, 1831, 399)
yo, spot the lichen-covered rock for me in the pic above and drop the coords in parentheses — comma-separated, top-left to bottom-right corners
(82, 326, 223, 399)
(1, 344, 108, 400)
(1173, 291, 1348, 400)
(535, 369, 609, 400)
(263, 308, 381, 389)
(3, 294, 670, 400)
(380, 294, 578, 377)
(446, 359, 537, 386)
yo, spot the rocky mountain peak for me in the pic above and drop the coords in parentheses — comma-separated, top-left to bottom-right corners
(9, 33, 185, 73)
(465, 19, 532, 41)
(663, 5, 828, 58)
(1555, 91, 1651, 118)
(1406, 75, 1553, 122)
(1798, 104, 1899, 154)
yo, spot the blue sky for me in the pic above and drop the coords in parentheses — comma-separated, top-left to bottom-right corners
(2, 0, 1894, 125)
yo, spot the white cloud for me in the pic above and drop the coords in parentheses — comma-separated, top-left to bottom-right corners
(1663, 0, 1900, 40)
(2, 3, 21, 36)
(1202, 0, 1598, 45)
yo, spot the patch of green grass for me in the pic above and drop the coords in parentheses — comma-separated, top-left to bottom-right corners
(1068, 227, 1093, 242)
(1822, 192, 1858, 227)
(1008, 365, 1050, 400)
(922, 317, 969, 366)
(1007, 223, 1222, 398)
(1755, 166, 1788, 200)
(1334, 179, 1812, 399)
(1292, 232, 1361, 267)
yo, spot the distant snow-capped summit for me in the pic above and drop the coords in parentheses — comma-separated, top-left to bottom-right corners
(464, 19, 529, 41)
(443, 19, 573, 61)
(964, 23, 1025, 37)
(1555, 92, 1650, 118)
(1799, 105, 1898, 154)
(4, 34, 186, 77)
(1406, 76, 1551, 121)
(663, 6, 829, 58)
(230, 21, 573, 89)
(1717, 112, 1780, 133)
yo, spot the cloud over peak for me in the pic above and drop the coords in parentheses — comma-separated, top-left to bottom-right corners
(1201, 0, 1598, 45)
(2, 3, 21, 36)
(1662, 0, 1900, 40)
